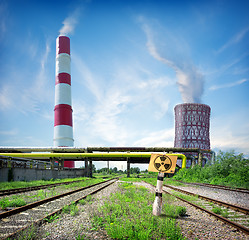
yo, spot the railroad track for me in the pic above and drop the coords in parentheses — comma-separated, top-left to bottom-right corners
(0, 179, 89, 197)
(0, 178, 118, 240)
(172, 180, 249, 194)
(144, 181, 249, 235)
(163, 184, 249, 235)
(164, 184, 249, 215)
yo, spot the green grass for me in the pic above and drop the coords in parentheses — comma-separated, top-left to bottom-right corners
(212, 206, 222, 214)
(62, 203, 79, 216)
(44, 213, 60, 223)
(163, 203, 187, 218)
(91, 182, 185, 240)
(212, 206, 229, 218)
(0, 178, 105, 212)
(0, 177, 90, 191)
(0, 197, 26, 209)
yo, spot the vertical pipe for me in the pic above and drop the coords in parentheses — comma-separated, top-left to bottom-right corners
(53, 35, 74, 168)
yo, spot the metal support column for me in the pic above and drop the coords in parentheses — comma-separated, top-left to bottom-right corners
(89, 160, 93, 178)
(127, 158, 130, 177)
(85, 158, 89, 177)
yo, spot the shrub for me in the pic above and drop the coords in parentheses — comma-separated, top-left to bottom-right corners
(173, 150, 249, 189)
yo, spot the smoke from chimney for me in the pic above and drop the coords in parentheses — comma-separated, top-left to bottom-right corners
(141, 22, 204, 103)
(59, 9, 80, 36)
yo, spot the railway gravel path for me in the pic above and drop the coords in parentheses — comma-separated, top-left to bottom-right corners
(0, 179, 116, 239)
(34, 180, 249, 239)
(164, 181, 249, 209)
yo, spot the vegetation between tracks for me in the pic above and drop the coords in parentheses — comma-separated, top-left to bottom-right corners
(91, 182, 186, 240)
(0, 178, 106, 210)
(173, 150, 249, 189)
(0, 177, 91, 191)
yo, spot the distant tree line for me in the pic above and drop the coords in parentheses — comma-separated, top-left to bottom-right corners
(95, 166, 141, 174)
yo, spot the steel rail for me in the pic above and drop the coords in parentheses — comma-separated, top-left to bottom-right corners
(144, 181, 249, 235)
(164, 184, 249, 215)
(0, 179, 87, 197)
(0, 178, 114, 219)
(1, 178, 118, 240)
(173, 180, 249, 194)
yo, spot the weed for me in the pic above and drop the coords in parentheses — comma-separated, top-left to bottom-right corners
(62, 205, 71, 214)
(173, 192, 199, 202)
(70, 204, 79, 216)
(163, 204, 187, 218)
(212, 206, 222, 215)
(62, 204, 79, 216)
(221, 208, 229, 218)
(75, 233, 85, 240)
(16, 224, 37, 240)
(45, 214, 59, 223)
(78, 199, 86, 205)
(86, 195, 93, 201)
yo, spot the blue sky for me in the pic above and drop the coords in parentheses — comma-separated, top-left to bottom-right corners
(0, 0, 248, 169)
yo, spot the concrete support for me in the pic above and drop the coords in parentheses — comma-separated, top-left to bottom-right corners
(198, 152, 203, 166)
(127, 158, 130, 177)
(191, 157, 196, 168)
(85, 159, 89, 177)
(89, 161, 93, 178)
(50, 159, 55, 170)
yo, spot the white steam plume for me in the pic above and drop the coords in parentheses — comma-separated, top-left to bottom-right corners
(141, 22, 204, 103)
(59, 8, 80, 36)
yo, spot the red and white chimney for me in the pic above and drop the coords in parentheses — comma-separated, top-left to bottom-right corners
(53, 35, 74, 168)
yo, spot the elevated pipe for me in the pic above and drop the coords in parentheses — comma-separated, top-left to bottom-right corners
(0, 153, 187, 168)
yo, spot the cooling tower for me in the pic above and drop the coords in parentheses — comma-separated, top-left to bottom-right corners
(53, 35, 74, 168)
(174, 103, 211, 151)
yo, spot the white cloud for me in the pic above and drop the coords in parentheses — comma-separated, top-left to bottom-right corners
(216, 27, 249, 54)
(211, 115, 249, 156)
(72, 51, 174, 146)
(134, 128, 174, 147)
(0, 85, 13, 111)
(73, 55, 103, 101)
(0, 41, 52, 114)
(209, 78, 248, 91)
(0, 129, 18, 136)
(90, 89, 131, 145)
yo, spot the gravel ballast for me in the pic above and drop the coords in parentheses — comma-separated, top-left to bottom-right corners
(33, 180, 249, 240)
(164, 182, 249, 209)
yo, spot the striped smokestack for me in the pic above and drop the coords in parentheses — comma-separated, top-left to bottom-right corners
(53, 35, 74, 168)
